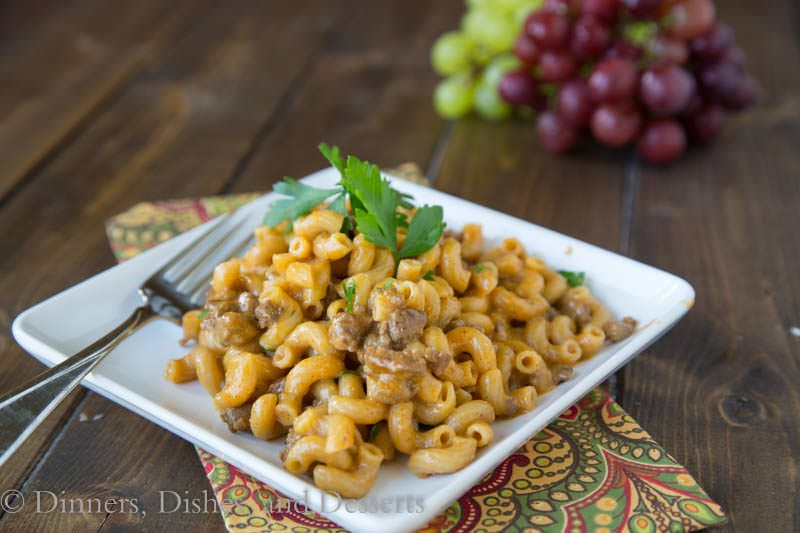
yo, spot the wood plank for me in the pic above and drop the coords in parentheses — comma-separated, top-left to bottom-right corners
(2, 394, 216, 531)
(0, 388, 84, 495)
(0, 0, 68, 39)
(229, 0, 461, 193)
(0, 0, 205, 202)
(0, 2, 338, 529)
(433, 121, 627, 251)
(622, 1, 800, 531)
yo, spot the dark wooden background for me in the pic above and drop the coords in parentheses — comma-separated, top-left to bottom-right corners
(0, 0, 797, 531)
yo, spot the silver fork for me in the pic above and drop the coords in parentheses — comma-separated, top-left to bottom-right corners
(0, 209, 256, 467)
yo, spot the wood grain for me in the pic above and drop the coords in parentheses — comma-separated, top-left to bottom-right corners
(0, 0, 67, 38)
(0, 0, 206, 203)
(0, 0, 797, 530)
(433, 119, 627, 250)
(0, 1, 338, 529)
(0, 0, 336, 388)
(2, 394, 217, 530)
(229, 0, 461, 193)
(0, 0, 459, 530)
(621, 1, 800, 531)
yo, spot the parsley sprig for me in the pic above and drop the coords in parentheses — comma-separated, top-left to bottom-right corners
(368, 422, 384, 443)
(262, 178, 341, 230)
(264, 144, 445, 262)
(558, 270, 586, 287)
(343, 279, 356, 313)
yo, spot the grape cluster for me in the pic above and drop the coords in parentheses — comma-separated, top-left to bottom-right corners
(432, 0, 543, 120)
(431, 0, 758, 164)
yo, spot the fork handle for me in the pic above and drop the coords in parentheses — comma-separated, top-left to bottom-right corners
(0, 305, 155, 467)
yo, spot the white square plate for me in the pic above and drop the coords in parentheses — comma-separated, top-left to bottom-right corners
(12, 167, 694, 533)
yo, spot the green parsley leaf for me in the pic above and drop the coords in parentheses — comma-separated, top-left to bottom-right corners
(318, 142, 346, 174)
(368, 422, 384, 443)
(327, 191, 356, 234)
(265, 143, 445, 262)
(327, 192, 348, 216)
(395, 211, 410, 228)
(558, 270, 586, 287)
(198, 308, 209, 319)
(341, 157, 400, 254)
(475, 263, 485, 273)
(422, 270, 435, 281)
(397, 192, 415, 210)
(340, 215, 355, 235)
(263, 177, 339, 229)
(343, 279, 356, 313)
(353, 208, 396, 250)
(399, 205, 446, 259)
(383, 279, 395, 289)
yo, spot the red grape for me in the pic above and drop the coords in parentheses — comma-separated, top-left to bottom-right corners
(699, 60, 743, 98)
(722, 75, 759, 110)
(525, 11, 571, 50)
(591, 101, 642, 146)
(571, 15, 611, 58)
(537, 111, 579, 153)
(580, 0, 619, 24)
(529, 90, 549, 111)
(622, 0, 661, 18)
(588, 58, 638, 103)
(637, 119, 687, 163)
(430, 0, 757, 162)
(603, 40, 643, 61)
(647, 34, 690, 64)
(557, 79, 594, 127)
(718, 46, 745, 68)
(539, 50, 578, 83)
(514, 34, 541, 64)
(640, 64, 696, 114)
(679, 89, 703, 118)
(543, 0, 574, 15)
(656, 0, 683, 13)
(499, 71, 540, 107)
(690, 23, 734, 61)
(666, 0, 716, 39)
(685, 103, 727, 143)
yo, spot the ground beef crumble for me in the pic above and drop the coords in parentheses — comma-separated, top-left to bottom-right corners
(604, 317, 638, 342)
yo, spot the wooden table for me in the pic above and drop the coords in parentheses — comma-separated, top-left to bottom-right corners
(0, 1, 796, 531)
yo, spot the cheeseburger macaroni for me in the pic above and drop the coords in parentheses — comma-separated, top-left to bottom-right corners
(166, 208, 636, 497)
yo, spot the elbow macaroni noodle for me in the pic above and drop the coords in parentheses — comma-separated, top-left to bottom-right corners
(167, 209, 635, 497)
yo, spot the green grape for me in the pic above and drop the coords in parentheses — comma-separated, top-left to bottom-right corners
(474, 81, 511, 120)
(431, 32, 474, 75)
(462, 8, 487, 41)
(497, 0, 537, 13)
(462, 8, 516, 53)
(472, 44, 495, 66)
(484, 14, 516, 52)
(434, 74, 475, 119)
(483, 53, 522, 87)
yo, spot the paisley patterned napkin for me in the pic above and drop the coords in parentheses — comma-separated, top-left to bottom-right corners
(105, 165, 725, 532)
